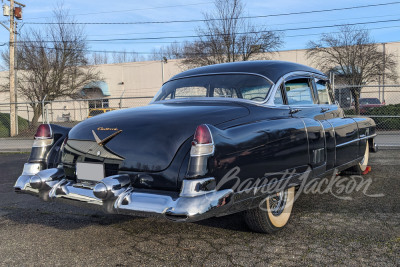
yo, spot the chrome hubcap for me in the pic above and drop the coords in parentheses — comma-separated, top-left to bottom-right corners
(269, 191, 288, 216)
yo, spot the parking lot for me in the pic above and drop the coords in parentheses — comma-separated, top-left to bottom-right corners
(0, 151, 399, 266)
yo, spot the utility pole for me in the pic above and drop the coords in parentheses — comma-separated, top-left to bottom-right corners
(14, 20, 18, 134)
(161, 56, 167, 84)
(9, 0, 16, 136)
(382, 42, 386, 103)
(2, 0, 25, 137)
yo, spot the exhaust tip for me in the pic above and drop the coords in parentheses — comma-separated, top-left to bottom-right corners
(14, 187, 22, 193)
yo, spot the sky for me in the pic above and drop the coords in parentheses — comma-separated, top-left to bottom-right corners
(0, 0, 399, 60)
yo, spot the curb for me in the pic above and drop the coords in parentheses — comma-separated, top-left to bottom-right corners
(0, 149, 31, 153)
(376, 145, 400, 150)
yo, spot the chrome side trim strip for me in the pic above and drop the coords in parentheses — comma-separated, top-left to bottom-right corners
(360, 133, 377, 140)
(336, 134, 376, 148)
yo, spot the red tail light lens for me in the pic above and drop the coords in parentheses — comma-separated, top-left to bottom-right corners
(191, 124, 214, 156)
(34, 124, 52, 139)
(193, 125, 213, 145)
(33, 124, 53, 147)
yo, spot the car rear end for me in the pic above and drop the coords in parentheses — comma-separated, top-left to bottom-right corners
(14, 120, 234, 222)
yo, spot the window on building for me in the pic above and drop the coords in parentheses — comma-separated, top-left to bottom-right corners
(89, 99, 109, 109)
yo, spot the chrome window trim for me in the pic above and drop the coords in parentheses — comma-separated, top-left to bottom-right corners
(166, 72, 274, 85)
(153, 72, 275, 104)
(155, 70, 329, 107)
(266, 71, 328, 106)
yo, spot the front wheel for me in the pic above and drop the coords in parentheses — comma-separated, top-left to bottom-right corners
(244, 187, 295, 233)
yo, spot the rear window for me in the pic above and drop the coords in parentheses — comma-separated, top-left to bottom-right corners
(152, 74, 273, 103)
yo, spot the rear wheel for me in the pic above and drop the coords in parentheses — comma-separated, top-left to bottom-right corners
(244, 187, 295, 233)
(344, 140, 369, 174)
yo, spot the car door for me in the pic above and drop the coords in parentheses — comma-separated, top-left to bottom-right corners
(312, 78, 336, 171)
(283, 76, 327, 177)
(315, 79, 359, 167)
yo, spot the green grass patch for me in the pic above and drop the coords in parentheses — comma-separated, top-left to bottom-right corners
(0, 113, 29, 137)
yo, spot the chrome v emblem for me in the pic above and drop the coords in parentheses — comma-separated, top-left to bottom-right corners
(92, 129, 123, 146)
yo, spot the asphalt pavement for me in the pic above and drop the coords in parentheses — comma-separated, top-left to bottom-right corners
(0, 151, 399, 266)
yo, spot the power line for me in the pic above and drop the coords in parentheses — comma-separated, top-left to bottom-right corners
(25, 2, 214, 21)
(285, 25, 400, 38)
(10, 31, 400, 56)
(85, 13, 400, 38)
(24, 1, 400, 25)
(15, 18, 400, 43)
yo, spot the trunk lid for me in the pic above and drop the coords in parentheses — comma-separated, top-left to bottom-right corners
(67, 101, 249, 172)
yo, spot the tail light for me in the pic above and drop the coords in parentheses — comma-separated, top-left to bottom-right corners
(190, 124, 214, 156)
(33, 124, 53, 147)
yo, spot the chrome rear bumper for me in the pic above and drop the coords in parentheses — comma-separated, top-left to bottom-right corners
(14, 164, 233, 222)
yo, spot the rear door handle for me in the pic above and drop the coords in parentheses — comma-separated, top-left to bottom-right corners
(321, 108, 330, 113)
(289, 108, 301, 115)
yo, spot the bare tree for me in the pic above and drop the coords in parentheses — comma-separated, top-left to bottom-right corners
(2, 6, 102, 125)
(148, 41, 184, 61)
(89, 51, 110, 65)
(181, 0, 283, 68)
(307, 25, 397, 114)
(88, 50, 145, 65)
(111, 49, 141, 63)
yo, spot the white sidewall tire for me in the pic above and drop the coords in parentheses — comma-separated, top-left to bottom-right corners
(266, 187, 295, 228)
(359, 140, 369, 172)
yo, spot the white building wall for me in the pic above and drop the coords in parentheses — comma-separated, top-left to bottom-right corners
(0, 42, 398, 122)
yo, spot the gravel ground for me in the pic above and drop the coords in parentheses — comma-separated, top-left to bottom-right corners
(0, 151, 398, 266)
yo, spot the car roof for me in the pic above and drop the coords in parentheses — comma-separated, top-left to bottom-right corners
(169, 60, 327, 84)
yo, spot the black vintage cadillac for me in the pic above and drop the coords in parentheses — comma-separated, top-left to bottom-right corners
(14, 61, 377, 233)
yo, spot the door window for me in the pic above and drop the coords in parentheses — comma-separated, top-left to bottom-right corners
(315, 80, 331, 104)
(273, 86, 284, 105)
(285, 78, 314, 105)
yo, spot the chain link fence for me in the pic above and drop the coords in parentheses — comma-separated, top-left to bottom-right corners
(0, 85, 398, 147)
(334, 84, 400, 135)
(0, 96, 153, 138)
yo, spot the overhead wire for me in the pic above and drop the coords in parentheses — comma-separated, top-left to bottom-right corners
(24, 1, 214, 21)
(13, 18, 400, 43)
(85, 13, 400, 37)
(23, 2, 400, 25)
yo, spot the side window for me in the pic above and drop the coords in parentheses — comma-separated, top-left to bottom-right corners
(285, 78, 314, 105)
(240, 86, 269, 102)
(315, 80, 331, 104)
(213, 87, 238, 98)
(274, 87, 284, 105)
(175, 87, 207, 98)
